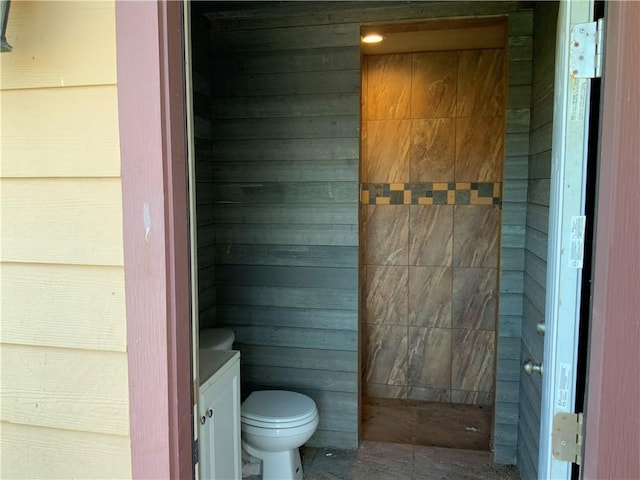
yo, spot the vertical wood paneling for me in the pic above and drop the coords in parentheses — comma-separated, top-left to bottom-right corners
(517, 3, 558, 478)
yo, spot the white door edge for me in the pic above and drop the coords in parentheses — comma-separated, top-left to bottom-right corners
(182, 1, 201, 477)
(539, 0, 594, 478)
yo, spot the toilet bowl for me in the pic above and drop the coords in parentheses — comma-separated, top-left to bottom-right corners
(199, 328, 235, 350)
(241, 390, 319, 480)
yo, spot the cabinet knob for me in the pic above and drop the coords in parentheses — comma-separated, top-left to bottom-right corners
(200, 415, 206, 425)
(207, 409, 213, 418)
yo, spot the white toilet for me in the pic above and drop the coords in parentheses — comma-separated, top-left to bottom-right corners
(241, 390, 319, 480)
(199, 328, 319, 479)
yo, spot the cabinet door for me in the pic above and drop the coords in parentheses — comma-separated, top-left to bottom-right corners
(199, 359, 241, 480)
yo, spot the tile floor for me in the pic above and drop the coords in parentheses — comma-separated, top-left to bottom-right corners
(244, 398, 520, 479)
(362, 397, 493, 451)
(300, 441, 520, 480)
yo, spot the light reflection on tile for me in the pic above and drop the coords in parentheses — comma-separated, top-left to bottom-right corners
(365, 205, 409, 265)
(455, 116, 505, 182)
(409, 205, 453, 266)
(365, 54, 412, 121)
(410, 118, 455, 182)
(366, 265, 408, 325)
(457, 49, 504, 117)
(408, 327, 451, 389)
(366, 119, 411, 183)
(365, 324, 408, 386)
(452, 267, 497, 330)
(451, 329, 495, 393)
(411, 51, 457, 118)
(408, 266, 452, 327)
(453, 205, 500, 268)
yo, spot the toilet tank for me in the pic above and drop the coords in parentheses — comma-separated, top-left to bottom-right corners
(200, 328, 235, 350)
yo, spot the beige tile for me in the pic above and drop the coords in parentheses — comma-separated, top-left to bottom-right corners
(409, 205, 453, 266)
(365, 119, 411, 183)
(407, 386, 451, 403)
(451, 390, 494, 406)
(408, 327, 452, 389)
(455, 116, 504, 182)
(451, 329, 495, 393)
(408, 266, 452, 327)
(410, 118, 455, 182)
(453, 205, 500, 268)
(365, 324, 408, 386)
(456, 49, 505, 117)
(452, 267, 497, 330)
(365, 205, 409, 266)
(365, 54, 412, 121)
(411, 51, 457, 118)
(365, 384, 408, 399)
(366, 265, 408, 325)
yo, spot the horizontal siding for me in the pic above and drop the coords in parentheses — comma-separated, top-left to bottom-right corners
(205, 2, 522, 31)
(0, 86, 121, 178)
(0, 263, 126, 352)
(517, 2, 558, 478)
(211, 137, 359, 161)
(211, 23, 360, 53)
(214, 46, 360, 74)
(0, 178, 124, 266)
(0, 2, 130, 477)
(192, 10, 216, 328)
(212, 160, 358, 182)
(205, 17, 360, 448)
(1, 344, 129, 436)
(494, 8, 534, 463)
(212, 92, 360, 119)
(0, 2, 117, 90)
(0, 422, 131, 480)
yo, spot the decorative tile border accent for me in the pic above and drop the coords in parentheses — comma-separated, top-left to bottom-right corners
(361, 182, 502, 206)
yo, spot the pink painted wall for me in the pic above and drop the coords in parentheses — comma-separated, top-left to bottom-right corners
(115, 2, 193, 478)
(583, 2, 640, 478)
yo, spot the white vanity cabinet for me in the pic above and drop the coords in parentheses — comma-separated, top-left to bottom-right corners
(198, 350, 241, 480)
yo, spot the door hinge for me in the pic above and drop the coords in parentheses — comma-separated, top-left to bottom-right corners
(570, 18, 604, 79)
(552, 412, 584, 465)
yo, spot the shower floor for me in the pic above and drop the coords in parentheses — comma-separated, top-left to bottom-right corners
(362, 397, 492, 451)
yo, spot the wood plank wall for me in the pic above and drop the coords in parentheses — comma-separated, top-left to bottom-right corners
(0, 2, 131, 478)
(192, 9, 217, 327)
(517, 3, 559, 478)
(201, 1, 533, 451)
(207, 20, 361, 448)
(494, 8, 534, 465)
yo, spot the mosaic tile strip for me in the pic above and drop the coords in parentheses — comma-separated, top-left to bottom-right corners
(361, 182, 502, 206)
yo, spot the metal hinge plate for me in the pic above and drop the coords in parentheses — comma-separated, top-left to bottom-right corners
(552, 412, 584, 465)
(570, 19, 604, 78)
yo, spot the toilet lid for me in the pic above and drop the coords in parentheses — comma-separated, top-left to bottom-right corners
(241, 391, 317, 425)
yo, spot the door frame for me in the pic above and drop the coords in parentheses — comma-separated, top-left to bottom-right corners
(539, 0, 593, 478)
(115, 1, 193, 478)
(582, 1, 640, 478)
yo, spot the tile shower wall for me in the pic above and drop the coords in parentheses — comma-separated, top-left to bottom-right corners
(362, 49, 505, 406)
